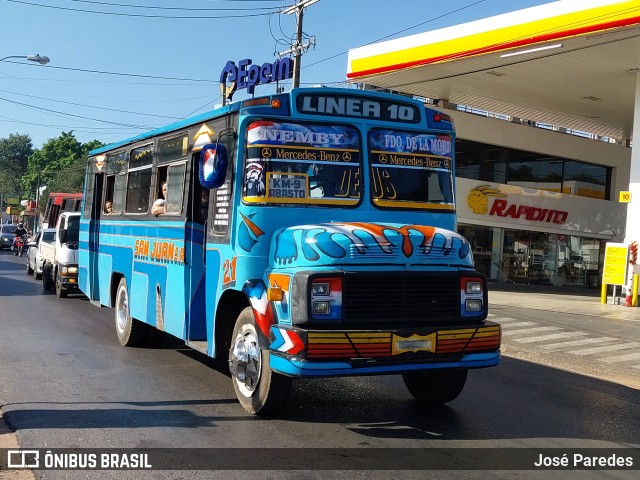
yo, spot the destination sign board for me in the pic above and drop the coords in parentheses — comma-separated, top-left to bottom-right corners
(296, 93, 421, 124)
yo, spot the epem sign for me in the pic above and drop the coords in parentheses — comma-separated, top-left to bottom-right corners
(219, 58, 293, 101)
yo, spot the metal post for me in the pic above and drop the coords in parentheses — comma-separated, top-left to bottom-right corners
(292, 4, 304, 89)
(279, 0, 317, 90)
(35, 172, 41, 233)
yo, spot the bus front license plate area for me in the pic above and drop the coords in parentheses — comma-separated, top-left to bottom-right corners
(392, 333, 436, 355)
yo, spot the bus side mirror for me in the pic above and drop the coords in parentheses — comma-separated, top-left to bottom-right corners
(199, 143, 228, 189)
(59, 229, 67, 244)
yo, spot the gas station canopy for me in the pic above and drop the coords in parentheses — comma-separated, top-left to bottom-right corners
(347, 0, 640, 142)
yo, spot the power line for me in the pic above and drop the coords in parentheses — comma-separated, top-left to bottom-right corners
(0, 96, 154, 129)
(304, 0, 487, 69)
(1, 60, 214, 83)
(66, 0, 282, 11)
(0, 115, 144, 134)
(0, 88, 180, 119)
(6, 0, 282, 18)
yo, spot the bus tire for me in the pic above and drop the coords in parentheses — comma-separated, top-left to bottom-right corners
(402, 368, 468, 405)
(42, 264, 54, 291)
(229, 307, 292, 416)
(115, 278, 147, 347)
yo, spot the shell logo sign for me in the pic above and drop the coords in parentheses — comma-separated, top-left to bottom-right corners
(467, 185, 568, 224)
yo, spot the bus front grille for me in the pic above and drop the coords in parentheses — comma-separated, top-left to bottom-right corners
(342, 273, 460, 323)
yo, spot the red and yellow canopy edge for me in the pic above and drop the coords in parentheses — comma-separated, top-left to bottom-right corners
(348, 2, 640, 79)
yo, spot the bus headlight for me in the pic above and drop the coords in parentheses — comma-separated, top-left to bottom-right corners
(466, 281, 482, 294)
(310, 277, 342, 321)
(312, 301, 331, 315)
(465, 299, 483, 312)
(311, 282, 330, 296)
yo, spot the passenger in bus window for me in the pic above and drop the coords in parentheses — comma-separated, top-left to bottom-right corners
(104, 200, 113, 214)
(152, 181, 167, 216)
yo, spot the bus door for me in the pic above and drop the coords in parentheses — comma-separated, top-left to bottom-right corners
(86, 173, 104, 302)
(184, 156, 208, 345)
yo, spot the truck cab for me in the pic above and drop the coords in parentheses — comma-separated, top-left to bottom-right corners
(41, 212, 81, 298)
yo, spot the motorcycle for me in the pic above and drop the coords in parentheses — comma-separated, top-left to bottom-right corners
(13, 234, 28, 257)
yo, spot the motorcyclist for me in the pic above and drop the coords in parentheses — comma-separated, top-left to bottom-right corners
(13, 223, 28, 251)
(14, 223, 27, 238)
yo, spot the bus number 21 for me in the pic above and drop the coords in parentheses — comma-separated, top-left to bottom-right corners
(223, 257, 237, 286)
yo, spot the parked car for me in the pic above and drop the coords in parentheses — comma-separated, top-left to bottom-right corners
(0, 224, 16, 250)
(26, 228, 56, 280)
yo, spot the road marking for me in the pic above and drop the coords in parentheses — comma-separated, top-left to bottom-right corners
(501, 321, 538, 328)
(568, 342, 640, 356)
(539, 337, 616, 349)
(600, 352, 640, 363)
(493, 317, 518, 322)
(514, 332, 586, 344)
(503, 327, 562, 335)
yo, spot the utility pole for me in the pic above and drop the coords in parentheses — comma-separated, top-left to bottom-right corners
(35, 172, 41, 234)
(279, 0, 318, 89)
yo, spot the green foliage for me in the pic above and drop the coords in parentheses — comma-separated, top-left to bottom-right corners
(19, 132, 104, 203)
(0, 133, 33, 198)
(38, 156, 87, 213)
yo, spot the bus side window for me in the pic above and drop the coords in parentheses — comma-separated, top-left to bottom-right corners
(105, 175, 115, 214)
(168, 164, 186, 214)
(153, 167, 168, 216)
(105, 174, 125, 214)
(126, 143, 153, 214)
(155, 163, 186, 215)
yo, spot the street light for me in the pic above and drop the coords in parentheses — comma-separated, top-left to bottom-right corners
(1, 53, 49, 230)
(0, 54, 50, 65)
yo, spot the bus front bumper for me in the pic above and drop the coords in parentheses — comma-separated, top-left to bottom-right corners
(269, 321, 501, 377)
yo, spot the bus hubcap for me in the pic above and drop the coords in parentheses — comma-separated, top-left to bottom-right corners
(116, 291, 128, 333)
(230, 327, 261, 396)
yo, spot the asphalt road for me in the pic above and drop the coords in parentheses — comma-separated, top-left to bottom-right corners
(0, 251, 638, 479)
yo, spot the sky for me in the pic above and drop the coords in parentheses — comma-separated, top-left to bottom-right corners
(0, 0, 554, 149)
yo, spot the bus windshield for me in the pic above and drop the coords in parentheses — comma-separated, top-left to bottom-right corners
(242, 120, 361, 206)
(369, 128, 455, 210)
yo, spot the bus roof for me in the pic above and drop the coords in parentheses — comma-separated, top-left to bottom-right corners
(89, 87, 436, 157)
(89, 101, 242, 156)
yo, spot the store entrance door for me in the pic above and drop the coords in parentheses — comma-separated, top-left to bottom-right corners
(507, 230, 554, 285)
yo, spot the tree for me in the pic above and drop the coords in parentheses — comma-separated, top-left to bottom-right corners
(0, 134, 33, 199)
(22, 132, 104, 208)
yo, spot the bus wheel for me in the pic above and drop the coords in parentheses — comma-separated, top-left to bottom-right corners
(402, 369, 468, 405)
(42, 265, 54, 291)
(229, 307, 292, 416)
(115, 278, 147, 347)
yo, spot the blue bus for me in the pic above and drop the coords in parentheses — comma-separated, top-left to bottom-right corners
(79, 87, 501, 415)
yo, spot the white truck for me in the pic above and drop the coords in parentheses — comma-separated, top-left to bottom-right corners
(40, 211, 81, 298)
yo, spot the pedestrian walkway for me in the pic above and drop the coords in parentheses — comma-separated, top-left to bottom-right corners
(488, 282, 640, 322)
(488, 283, 640, 388)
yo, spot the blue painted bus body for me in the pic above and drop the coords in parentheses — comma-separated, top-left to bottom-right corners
(79, 87, 500, 382)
